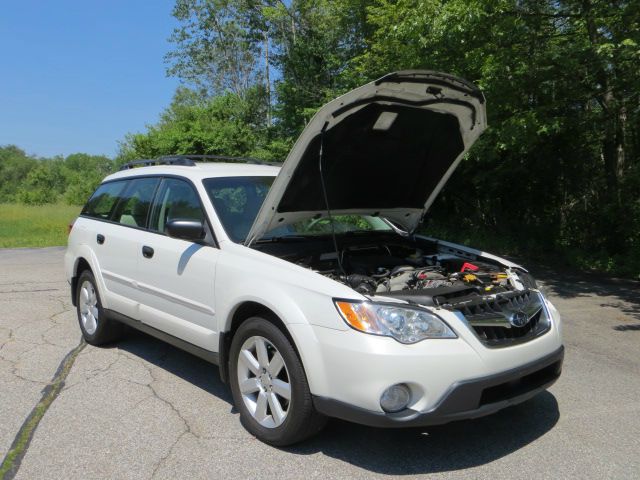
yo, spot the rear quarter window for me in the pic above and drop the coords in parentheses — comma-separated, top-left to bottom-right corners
(82, 181, 127, 220)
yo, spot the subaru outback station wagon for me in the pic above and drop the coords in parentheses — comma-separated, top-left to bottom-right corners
(66, 71, 563, 446)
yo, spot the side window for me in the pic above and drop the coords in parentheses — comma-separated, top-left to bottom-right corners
(111, 177, 160, 227)
(82, 181, 127, 220)
(149, 178, 205, 233)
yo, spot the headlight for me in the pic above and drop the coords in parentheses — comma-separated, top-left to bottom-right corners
(334, 300, 457, 344)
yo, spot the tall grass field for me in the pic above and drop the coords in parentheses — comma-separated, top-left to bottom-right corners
(0, 203, 81, 248)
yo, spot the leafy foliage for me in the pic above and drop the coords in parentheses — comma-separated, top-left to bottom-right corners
(0, 146, 37, 203)
(0, 146, 114, 206)
(118, 85, 288, 162)
(167, 0, 263, 97)
(62, 154, 114, 205)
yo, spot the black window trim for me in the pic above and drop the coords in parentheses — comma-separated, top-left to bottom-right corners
(79, 173, 219, 248)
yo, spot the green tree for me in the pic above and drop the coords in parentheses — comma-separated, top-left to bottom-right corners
(118, 86, 286, 162)
(0, 146, 37, 202)
(269, 0, 371, 135)
(167, 0, 266, 98)
(1, 146, 114, 206)
(63, 153, 114, 205)
(17, 158, 66, 205)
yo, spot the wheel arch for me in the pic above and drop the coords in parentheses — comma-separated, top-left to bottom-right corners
(71, 257, 92, 306)
(69, 246, 105, 307)
(219, 301, 302, 384)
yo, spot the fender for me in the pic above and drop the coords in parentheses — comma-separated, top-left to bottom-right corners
(220, 295, 330, 394)
(70, 245, 109, 308)
(419, 235, 528, 272)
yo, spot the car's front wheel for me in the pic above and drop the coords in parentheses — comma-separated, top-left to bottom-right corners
(229, 317, 326, 446)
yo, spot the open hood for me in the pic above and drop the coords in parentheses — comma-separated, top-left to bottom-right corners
(245, 70, 487, 245)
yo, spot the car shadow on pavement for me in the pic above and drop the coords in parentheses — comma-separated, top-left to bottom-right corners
(115, 329, 234, 404)
(532, 267, 640, 323)
(613, 323, 640, 331)
(113, 329, 559, 475)
(289, 392, 559, 475)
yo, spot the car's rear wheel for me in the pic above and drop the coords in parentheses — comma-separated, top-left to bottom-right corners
(76, 270, 123, 345)
(229, 316, 326, 446)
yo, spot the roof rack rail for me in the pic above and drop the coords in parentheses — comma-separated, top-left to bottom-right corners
(158, 154, 280, 166)
(119, 157, 195, 170)
(119, 154, 280, 171)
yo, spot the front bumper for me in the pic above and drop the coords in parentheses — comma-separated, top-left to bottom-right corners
(313, 345, 563, 428)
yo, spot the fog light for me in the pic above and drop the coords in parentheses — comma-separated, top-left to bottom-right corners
(380, 384, 411, 412)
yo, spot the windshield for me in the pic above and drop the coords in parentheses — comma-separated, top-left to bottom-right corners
(203, 176, 393, 242)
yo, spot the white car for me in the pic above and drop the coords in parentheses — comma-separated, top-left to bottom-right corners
(65, 70, 563, 446)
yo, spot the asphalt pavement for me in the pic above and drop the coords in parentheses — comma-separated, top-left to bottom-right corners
(1, 247, 639, 479)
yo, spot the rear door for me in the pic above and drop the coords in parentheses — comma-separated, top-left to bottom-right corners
(134, 177, 219, 351)
(102, 176, 161, 316)
(80, 178, 158, 318)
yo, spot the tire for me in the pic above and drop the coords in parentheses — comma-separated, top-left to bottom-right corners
(76, 270, 123, 346)
(229, 316, 327, 446)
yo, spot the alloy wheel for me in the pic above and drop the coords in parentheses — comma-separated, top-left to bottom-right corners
(236, 335, 291, 428)
(79, 280, 99, 335)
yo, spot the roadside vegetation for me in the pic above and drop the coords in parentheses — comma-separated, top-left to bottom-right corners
(1, 0, 639, 278)
(0, 203, 80, 248)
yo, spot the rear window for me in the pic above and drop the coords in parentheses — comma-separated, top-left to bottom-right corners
(111, 178, 160, 227)
(82, 181, 127, 220)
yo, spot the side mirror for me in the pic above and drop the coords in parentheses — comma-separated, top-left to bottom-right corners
(165, 219, 205, 241)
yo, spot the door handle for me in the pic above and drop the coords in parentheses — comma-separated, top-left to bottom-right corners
(142, 246, 154, 259)
(96, 234, 105, 245)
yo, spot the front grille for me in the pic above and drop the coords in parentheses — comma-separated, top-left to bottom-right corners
(453, 290, 533, 321)
(473, 308, 543, 344)
(442, 289, 551, 347)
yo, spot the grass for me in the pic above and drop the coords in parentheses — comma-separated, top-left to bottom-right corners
(0, 203, 81, 248)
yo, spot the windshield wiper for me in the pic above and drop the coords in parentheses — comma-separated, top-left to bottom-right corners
(255, 235, 308, 243)
(342, 230, 396, 236)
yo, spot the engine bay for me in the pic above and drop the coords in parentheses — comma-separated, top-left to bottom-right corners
(255, 233, 531, 306)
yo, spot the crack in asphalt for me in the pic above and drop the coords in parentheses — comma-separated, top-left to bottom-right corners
(110, 351, 201, 478)
(118, 353, 196, 478)
(0, 289, 62, 294)
(49, 343, 202, 478)
(0, 339, 86, 480)
(0, 304, 75, 386)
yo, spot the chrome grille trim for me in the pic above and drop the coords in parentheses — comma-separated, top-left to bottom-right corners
(442, 290, 551, 347)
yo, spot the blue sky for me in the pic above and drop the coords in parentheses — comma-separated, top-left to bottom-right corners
(0, 0, 180, 158)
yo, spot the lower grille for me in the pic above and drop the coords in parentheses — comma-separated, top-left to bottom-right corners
(479, 359, 562, 406)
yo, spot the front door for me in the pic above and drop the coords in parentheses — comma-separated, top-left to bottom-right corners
(135, 177, 219, 351)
